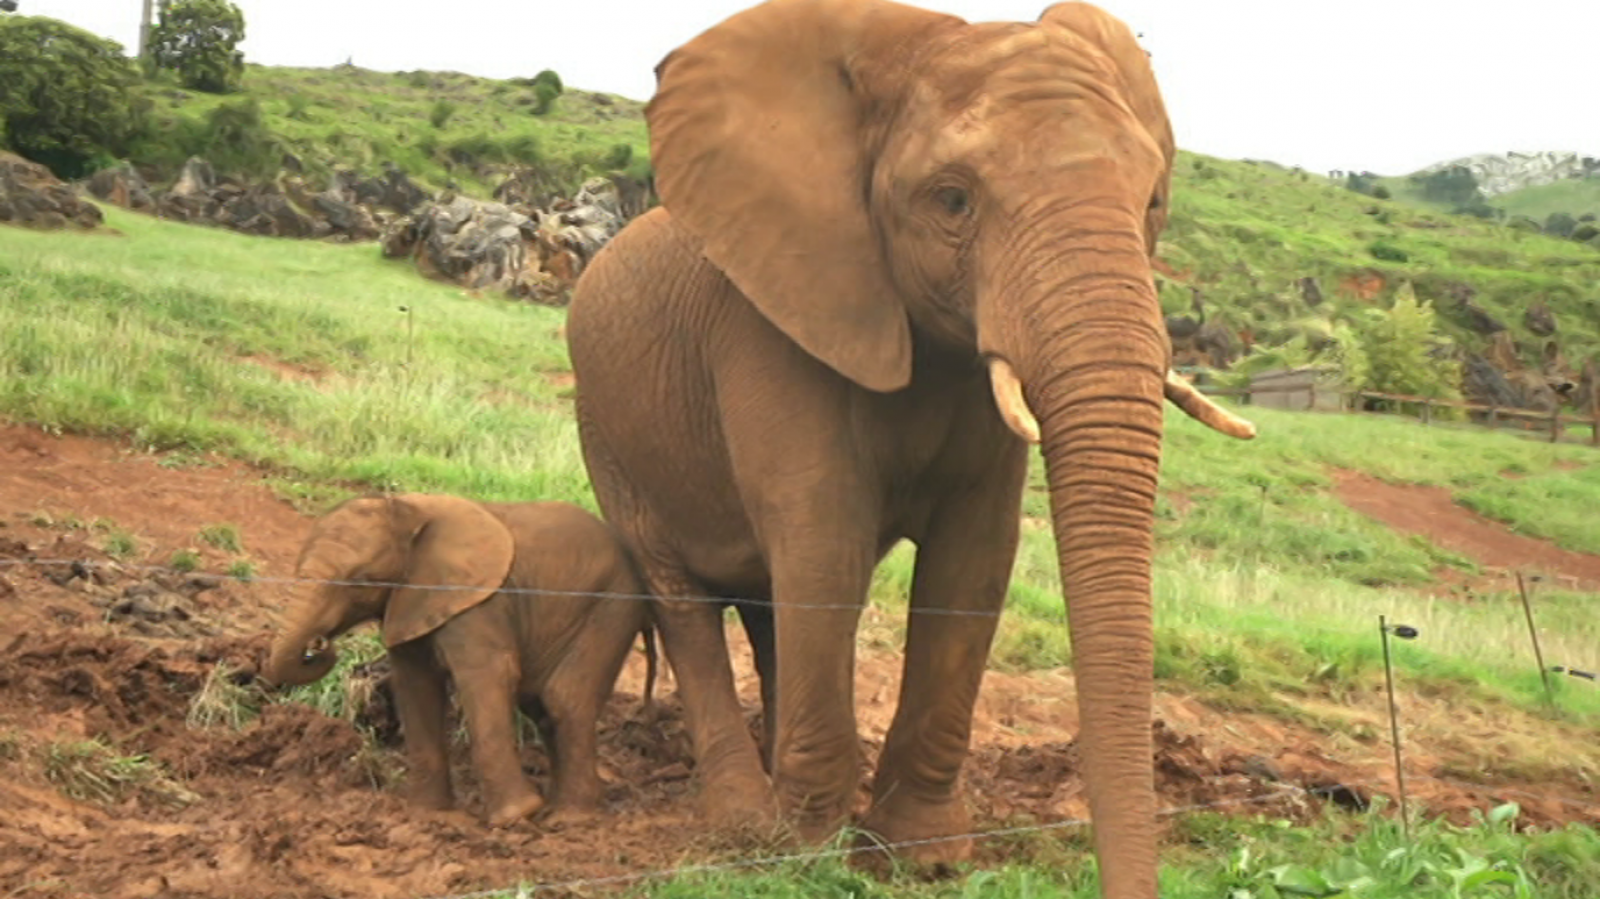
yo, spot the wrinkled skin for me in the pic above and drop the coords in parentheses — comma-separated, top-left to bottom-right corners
(263, 494, 655, 827)
(566, 1, 1255, 895)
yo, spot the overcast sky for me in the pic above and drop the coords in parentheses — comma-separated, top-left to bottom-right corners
(21, 0, 1599, 175)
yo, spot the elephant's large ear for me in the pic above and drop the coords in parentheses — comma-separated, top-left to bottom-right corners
(647, 0, 962, 393)
(380, 495, 515, 648)
(1037, 2, 1174, 255)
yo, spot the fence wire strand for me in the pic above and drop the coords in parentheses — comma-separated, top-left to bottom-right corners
(0, 557, 1011, 618)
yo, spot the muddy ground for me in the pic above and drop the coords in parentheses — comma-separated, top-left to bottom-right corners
(1, 424, 1597, 898)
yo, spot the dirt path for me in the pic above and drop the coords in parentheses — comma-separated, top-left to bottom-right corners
(1331, 468, 1600, 590)
(1, 425, 1596, 899)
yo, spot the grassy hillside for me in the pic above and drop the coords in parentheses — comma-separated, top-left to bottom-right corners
(1163, 156, 1600, 372)
(5, 203, 1600, 896)
(131, 63, 651, 196)
(1496, 178, 1600, 221)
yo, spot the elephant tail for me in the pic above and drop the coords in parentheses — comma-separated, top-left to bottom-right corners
(641, 625, 660, 713)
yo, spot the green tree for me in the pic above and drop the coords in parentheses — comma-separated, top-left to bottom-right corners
(1353, 281, 1463, 413)
(1409, 164, 1482, 207)
(0, 15, 146, 177)
(150, 0, 247, 94)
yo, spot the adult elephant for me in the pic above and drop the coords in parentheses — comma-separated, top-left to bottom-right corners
(565, 1, 1255, 895)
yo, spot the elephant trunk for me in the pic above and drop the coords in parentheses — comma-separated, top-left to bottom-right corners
(264, 590, 344, 687)
(986, 210, 1166, 899)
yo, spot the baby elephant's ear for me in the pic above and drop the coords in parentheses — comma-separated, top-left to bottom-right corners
(381, 495, 514, 648)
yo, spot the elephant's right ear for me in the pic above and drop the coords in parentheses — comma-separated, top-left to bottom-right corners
(647, 0, 962, 393)
(380, 495, 515, 648)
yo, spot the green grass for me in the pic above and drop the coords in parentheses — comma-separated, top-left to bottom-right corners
(1493, 180, 1600, 223)
(0, 205, 591, 512)
(578, 803, 1600, 899)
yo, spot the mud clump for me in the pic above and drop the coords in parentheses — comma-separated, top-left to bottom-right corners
(184, 704, 369, 783)
(966, 721, 1313, 829)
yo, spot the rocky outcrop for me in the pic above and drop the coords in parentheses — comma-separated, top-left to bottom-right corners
(0, 153, 105, 231)
(1416, 151, 1600, 198)
(86, 156, 426, 242)
(381, 175, 648, 304)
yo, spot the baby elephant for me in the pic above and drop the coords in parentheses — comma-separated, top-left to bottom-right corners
(263, 493, 657, 826)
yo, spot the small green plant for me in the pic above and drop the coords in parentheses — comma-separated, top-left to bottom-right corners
(226, 558, 257, 581)
(102, 530, 139, 560)
(169, 548, 202, 572)
(285, 92, 312, 122)
(428, 99, 456, 129)
(197, 523, 243, 552)
(1368, 240, 1409, 262)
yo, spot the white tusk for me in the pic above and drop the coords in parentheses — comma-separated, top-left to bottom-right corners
(987, 357, 1041, 445)
(1163, 370, 1257, 439)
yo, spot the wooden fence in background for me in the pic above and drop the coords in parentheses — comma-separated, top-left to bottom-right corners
(1197, 381, 1600, 447)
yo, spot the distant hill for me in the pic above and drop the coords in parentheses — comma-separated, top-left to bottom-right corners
(1362, 150, 1600, 223)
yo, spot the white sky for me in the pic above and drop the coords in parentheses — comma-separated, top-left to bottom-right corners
(20, 0, 1599, 176)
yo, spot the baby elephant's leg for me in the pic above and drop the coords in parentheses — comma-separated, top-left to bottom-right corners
(436, 631, 546, 826)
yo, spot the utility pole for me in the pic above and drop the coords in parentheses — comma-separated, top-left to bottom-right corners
(137, 0, 154, 60)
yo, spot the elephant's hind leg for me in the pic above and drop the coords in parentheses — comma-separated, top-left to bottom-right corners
(644, 564, 776, 829)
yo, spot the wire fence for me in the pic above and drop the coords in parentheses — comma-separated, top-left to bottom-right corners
(2, 554, 1598, 898)
(411, 768, 1600, 899)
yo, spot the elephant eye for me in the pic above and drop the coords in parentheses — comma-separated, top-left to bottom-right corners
(1148, 193, 1163, 211)
(934, 186, 970, 217)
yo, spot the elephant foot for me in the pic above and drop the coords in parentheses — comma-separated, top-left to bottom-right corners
(854, 792, 973, 871)
(699, 760, 778, 830)
(540, 802, 604, 829)
(485, 789, 547, 828)
(406, 779, 455, 812)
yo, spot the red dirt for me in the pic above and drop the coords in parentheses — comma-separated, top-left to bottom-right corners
(1337, 269, 1387, 302)
(1, 423, 1596, 898)
(1331, 468, 1600, 591)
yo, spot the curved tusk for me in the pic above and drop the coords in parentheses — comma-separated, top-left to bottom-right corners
(987, 357, 1041, 445)
(1164, 370, 1257, 439)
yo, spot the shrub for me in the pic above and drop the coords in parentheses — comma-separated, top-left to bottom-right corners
(601, 143, 633, 170)
(429, 99, 456, 129)
(1371, 185, 1391, 200)
(148, 0, 247, 94)
(1354, 281, 1463, 411)
(1543, 212, 1578, 239)
(0, 15, 146, 177)
(194, 98, 278, 178)
(1368, 241, 1408, 262)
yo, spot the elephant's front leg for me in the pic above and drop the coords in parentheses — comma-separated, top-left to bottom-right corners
(389, 640, 454, 811)
(861, 457, 1026, 864)
(437, 641, 547, 827)
(768, 531, 877, 840)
